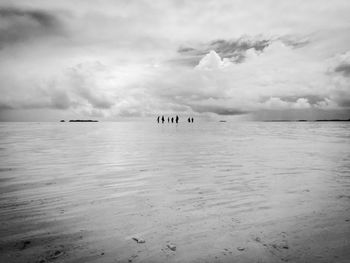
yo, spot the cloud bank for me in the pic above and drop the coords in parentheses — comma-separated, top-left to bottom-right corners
(1, 0, 350, 121)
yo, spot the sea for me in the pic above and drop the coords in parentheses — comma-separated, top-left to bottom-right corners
(0, 121, 349, 262)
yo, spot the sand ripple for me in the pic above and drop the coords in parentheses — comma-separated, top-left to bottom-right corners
(1, 122, 350, 262)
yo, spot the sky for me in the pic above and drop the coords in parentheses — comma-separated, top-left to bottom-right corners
(1, 0, 350, 121)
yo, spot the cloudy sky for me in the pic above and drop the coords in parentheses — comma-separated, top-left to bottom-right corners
(1, 0, 350, 121)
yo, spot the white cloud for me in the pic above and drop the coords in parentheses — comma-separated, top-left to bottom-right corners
(262, 97, 311, 110)
(195, 50, 233, 70)
(293, 98, 311, 109)
(262, 97, 289, 110)
(1, 0, 350, 120)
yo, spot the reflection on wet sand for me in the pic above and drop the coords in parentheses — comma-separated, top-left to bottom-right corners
(0, 122, 350, 262)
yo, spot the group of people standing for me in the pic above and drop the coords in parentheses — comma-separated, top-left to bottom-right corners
(157, 115, 194, 124)
(157, 115, 178, 124)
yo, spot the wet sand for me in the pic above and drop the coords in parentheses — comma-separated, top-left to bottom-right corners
(0, 122, 350, 262)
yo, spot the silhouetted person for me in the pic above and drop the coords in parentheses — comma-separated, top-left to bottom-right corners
(161, 116, 165, 123)
(171, 117, 174, 123)
(188, 117, 191, 123)
(157, 116, 160, 123)
(191, 117, 194, 123)
(168, 117, 170, 123)
(175, 115, 179, 124)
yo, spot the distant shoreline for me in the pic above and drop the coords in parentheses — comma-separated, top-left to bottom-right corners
(264, 119, 350, 122)
(60, 120, 99, 122)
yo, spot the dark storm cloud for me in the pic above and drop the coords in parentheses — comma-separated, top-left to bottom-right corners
(208, 38, 271, 63)
(175, 37, 271, 66)
(178, 37, 271, 56)
(209, 38, 270, 56)
(0, 7, 63, 48)
(334, 63, 350, 76)
(177, 46, 196, 53)
(0, 8, 57, 26)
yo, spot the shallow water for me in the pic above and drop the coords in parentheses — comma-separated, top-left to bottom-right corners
(1, 121, 350, 262)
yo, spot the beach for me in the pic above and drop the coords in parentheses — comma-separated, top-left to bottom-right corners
(0, 121, 349, 263)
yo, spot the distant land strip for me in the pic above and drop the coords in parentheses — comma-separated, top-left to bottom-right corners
(264, 119, 350, 122)
(60, 120, 99, 122)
